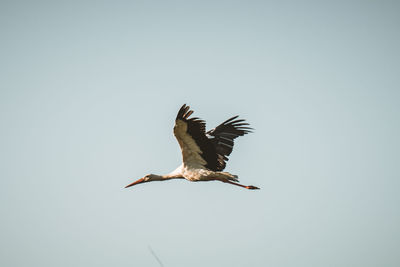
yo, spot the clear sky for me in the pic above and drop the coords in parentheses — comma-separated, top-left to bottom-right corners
(1, 1, 399, 266)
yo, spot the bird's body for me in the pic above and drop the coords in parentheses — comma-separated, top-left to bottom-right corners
(125, 104, 259, 190)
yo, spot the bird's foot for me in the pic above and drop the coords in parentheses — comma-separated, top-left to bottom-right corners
(246, 185, 260, 190)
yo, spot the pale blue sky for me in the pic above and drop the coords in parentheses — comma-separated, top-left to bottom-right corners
(1, 1, 399, 266)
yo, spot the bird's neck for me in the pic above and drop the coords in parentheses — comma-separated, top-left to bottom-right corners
(150, 174, 178, 181)
(151, 166, 183, 181)
(161, 173, 182, 180)
(148, 174, 165, 181)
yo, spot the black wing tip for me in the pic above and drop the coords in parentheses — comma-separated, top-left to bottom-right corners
(226, 116, 255, 134)
(242, 128, 254, 134)
(223, 116, 252, 126)
(222, 115, 239, 125)
(176, 104, 193, 120)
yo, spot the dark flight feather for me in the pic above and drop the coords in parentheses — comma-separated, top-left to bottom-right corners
(175, 104, 253, 171)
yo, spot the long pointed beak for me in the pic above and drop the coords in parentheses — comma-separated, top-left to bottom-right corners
(125, 177, 146, 188)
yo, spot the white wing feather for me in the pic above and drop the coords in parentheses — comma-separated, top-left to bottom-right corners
(174, 120, 207, 168)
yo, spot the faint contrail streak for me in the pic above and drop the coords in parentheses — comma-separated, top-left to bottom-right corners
(148, 246, 164, 267)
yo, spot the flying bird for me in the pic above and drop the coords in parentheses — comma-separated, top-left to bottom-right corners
(125, 104, 259, 190)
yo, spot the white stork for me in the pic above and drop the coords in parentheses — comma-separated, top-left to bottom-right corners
(125, 104, 259, 190)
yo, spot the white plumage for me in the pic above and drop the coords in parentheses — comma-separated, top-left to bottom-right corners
(125, 104, 259, 190)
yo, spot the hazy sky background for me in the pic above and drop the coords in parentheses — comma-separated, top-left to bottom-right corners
(1, 1, 399, 266)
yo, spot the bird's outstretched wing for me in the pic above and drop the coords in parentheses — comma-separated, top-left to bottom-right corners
(174, 104, 253, 171)
(174, 104, 221, 171)
(206, 116, 253, 171)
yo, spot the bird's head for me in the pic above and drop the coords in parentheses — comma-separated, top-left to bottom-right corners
(124, 174, 160, 188)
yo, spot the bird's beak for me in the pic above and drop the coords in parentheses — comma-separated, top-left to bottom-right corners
(125, 177, 146, 188)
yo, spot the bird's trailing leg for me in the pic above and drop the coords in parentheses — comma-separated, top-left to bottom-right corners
(216, 177, 260, 190)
